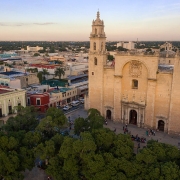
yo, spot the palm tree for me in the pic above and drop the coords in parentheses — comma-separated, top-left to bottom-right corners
(42, 69, 49, 80)
(55, 67, 65, 80)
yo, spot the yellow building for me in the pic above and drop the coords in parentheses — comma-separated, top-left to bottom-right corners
(0, 87, 26, 125)
(86, 12, 180, 134)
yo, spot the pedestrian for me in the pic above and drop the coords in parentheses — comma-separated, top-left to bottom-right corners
(114, 128, 116, 132)
(146, 130, 148, 136)
(154, 131, 155, 136)
(126, 123, 127, 128)
(105, 120, 107, 125)
(138, 142, 140, 149)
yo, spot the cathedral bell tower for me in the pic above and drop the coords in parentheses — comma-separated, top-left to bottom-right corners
(89, 11, 106, 55)
(88, 11, 107, 114)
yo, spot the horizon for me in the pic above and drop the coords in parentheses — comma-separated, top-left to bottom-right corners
(1, 0, 180, 41)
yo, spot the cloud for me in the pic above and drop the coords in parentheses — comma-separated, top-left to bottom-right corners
(0, 22, 56, 27)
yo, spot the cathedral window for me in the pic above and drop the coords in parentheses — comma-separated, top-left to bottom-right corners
(94, 42, 96, 50)
(132, 79, 138, 89)
(94, 57, 97, 65)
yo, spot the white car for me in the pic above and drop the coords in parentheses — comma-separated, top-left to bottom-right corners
(63, 105, 71, 111)
(80, 99, 84, 104)
(71, 100, 80, 106)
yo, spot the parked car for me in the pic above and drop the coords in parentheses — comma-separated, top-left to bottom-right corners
(79, 99, 84, 104)
(63, 105, 71, 111)
(71, 100, 80, 106)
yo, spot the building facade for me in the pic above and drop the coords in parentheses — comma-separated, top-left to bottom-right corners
(0, 87, 26, 125)
(87, 12, 180, 134)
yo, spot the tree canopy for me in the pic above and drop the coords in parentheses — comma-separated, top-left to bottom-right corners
(1, 107, 180, 180)
(55, 67, 65, 80)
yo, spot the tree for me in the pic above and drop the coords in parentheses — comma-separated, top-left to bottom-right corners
(42, 69, 49, 80)
(74, 109, 104, 135)
(34, 53, 40, 56)
(54, 60, 63, 66)
(107, 55, 114, 61)
(36, 107, 67, 139)
(37, 71, 43, 83)
(117, 46, 128, 51)
(55, 67, 65, 80)
(3, 106, 38, 133)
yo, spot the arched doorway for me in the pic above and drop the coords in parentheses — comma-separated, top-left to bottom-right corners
(129, 110, 137, 125)
(158, 120, 165, 131)
(106, 110, 111, 120)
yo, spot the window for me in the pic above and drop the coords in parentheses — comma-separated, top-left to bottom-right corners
(36, 99, 41, 105)
(94, 57, 97, 65)
(132, 79, 138, 89)
(26, 78, 28, 82)
(169, 60, 171, 64)
(92, 72, 94, 75)
(93, 42, 96, 50)
(28, 98, 30, 105)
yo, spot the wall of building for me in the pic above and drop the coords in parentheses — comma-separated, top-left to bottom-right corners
(0, 89, 26, 116)
(154, 73, 172, 131)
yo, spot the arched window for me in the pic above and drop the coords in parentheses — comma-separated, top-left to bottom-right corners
(94, 57, 97, 65)
(95, 28, 97, 34)
(94, 42, 96, 50)
(132, 79, 138, 89)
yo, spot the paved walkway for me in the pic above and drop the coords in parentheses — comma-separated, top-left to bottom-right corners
(23, 167, 49, 180)
(105, 119, 180, 149)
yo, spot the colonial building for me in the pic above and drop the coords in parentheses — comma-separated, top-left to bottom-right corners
(86, 11, 180, 134)
(0, 86, 26, 125)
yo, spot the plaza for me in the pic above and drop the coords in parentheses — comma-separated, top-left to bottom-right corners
(66, 107, 180, 149)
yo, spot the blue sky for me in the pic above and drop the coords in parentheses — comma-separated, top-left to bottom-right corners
(0, 0, 180, 41)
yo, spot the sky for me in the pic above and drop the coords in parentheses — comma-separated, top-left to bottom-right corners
(0, 0, 180, 41)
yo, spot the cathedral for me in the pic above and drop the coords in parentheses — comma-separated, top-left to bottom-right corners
(85, 11, 180, 134)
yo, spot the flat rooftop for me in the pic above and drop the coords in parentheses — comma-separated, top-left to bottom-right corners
(0, 71, 25, 76)
(51, 87, 72, 93)
(68, 74, 88, 80)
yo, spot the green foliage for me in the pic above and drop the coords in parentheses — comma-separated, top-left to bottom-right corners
(118, 46, 128, 51)
(26, 68, 38, 73)
(55, 67, 65, 79)
(74, 108, 104, 135)
(42, 69, 49, 80)
(1, 107, 180, 180)
(37, 71, 43, 83)
(3, 106, 38, 132)
(107, 55, 114, 61)
(34, 53, 40, 56)
(36, 107, 67, 139)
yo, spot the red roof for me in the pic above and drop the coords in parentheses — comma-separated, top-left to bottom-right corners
(30, 64, 57, 69)
(0, 88, 12, 94)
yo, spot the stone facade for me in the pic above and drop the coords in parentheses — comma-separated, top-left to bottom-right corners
(87, 12, 180, 134)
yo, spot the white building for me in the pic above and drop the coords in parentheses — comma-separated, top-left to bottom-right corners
(27, 46, 43, 52)
(117, 41, 136, 50)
